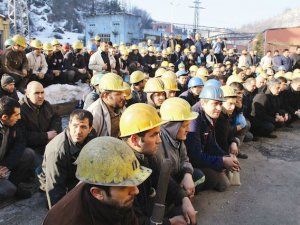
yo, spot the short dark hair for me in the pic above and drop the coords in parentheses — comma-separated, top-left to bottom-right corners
(0, 96, 20, 117)
(283, 49, 289, 53)
(69, 109, 93, 127)
(277, 76, 287, 83)
(85, 183, 111, 197)
(274, 50, 279, 53)
(229, 82, 244, 91)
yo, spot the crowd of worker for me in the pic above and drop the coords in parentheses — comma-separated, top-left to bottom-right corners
(0, 32, 300, 225)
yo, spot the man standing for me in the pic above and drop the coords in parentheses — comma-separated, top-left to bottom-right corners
(185, 85, 240, 192)
(43, 136, 148, 225)
(1, 34, 29, 93)
(0, 96, 36, 200)
(87, 73, 125, 137)
(41, 109, 95, 208)
(281, 49, 293, 72)
(20, 81, 62, 166)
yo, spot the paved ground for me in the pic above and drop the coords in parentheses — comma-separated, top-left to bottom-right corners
(1, 121, 300, 225)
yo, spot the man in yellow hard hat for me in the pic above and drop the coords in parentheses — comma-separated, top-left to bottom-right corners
(26, 39, 52, 86)
(130, 70, 147, 103)
(43, 136, 151, 225)
(158, 98, 205, 197)
(87, 73, 126, 137)
(89, 41, 117, 75)
(2, 34, 29, 93)
(64, 40, 89, 84)
(40, 109, 96, 208)
(144, 77, 166, 110)
(120, 103, 197, 225)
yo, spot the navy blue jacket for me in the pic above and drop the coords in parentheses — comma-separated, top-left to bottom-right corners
(185, 103, 226, 171)
(179, 89, 199, 107)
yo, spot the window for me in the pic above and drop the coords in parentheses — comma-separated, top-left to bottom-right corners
(98, 34, 111, 42)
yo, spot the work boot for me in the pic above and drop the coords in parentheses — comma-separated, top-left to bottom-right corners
(15, 177, 39, 199)
(264, 134, 277, 138)
(237, 152, 248, 159)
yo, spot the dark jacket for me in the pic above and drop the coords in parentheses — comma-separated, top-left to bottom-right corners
(128, 52, 143, 66)
(1, 47, 28, 81)
(215, 109, 238, 154)
(185, 103, 226, 171)
(83, 90, 99, 110)
(251, 88, 286, 124)
(46, 51, 64, 71)
(134, 150, 187, 225)
(43, 182, 139, 225)
(20, 96, 62, 153)
(242, 89, 256, 119)
(42, 128, 96, 207)
(179, 89, 199, 107)
(0, 121, 26, 170)
(63, 51, 86, 72)
(157, 123, 194, 180)
(280, 85, 300, 116)
(176, 82, 188, 97)
(0, 87, 19, 101)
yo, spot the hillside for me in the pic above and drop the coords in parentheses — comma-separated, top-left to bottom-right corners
(239, 7, 300, 33)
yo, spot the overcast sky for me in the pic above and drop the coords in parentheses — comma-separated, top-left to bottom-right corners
(130, 0, 300, 28)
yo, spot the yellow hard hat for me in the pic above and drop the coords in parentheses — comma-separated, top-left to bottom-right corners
(98, 73, 126, 92)
(255, 66, 264, 74)
(121, 50, 129, 56)
(12, 34, 26, 48)
(196, 68, 208, 77)
(166, 47, 172, 55)
(31, 39, 43, 49)
(168, 63, 175, 68)
(131, 44, 138, 50)
(148, 46, 155, 52)
(90, 74, 104, 86)
(292, 72, 300, 79)
(176, 34, 182, 39)
(72, 40, 84, 49)
(113, 43, 119, 48)
(123, 82, 132, 100)
(51, 39, 61, 46)
(164, 34, 168, 38)
(274, 72, 285, 79)
(226, 75, 243, 86)
(228, 49, 234, 54)
(285, 72, 293, 81)
(258, 72, 268, 79)
(162, 77, 179, 91)
(189, 65, 198, 73)
(160, 61, 169, 68)
(43, 42, 53, 51)
(183, 48, 190, 55)
(75, 136, 151, 186)
(221, 85, 237, 98)
(120, 103, 167, 137)
(94, 35, 101, 41)
(195, 33, 201, 38)
(130, 70, 146, 84)
(161, 71, 177, 81)
(207, 37, 211, 42)
(140, 48, 147, 54)
(160, 97, 198, 121)
(144, 78, 165, 93)
(155, 68, 167, 78)
(190, 45, 196, 50)
(119, 45, 127, 51)
(162, 49, 168, 55)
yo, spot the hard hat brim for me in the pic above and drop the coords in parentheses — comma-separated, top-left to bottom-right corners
(162, 111, 199, 121)
(76, 165, 152, 187)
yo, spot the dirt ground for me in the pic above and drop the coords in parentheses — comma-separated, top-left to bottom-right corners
(1, 121, 300, 225)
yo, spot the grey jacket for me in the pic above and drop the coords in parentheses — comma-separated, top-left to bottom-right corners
(157, 122, 194, 180)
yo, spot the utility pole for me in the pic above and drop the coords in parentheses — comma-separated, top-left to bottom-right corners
(189, 0, 205, 35)
(8, 0, 30, 38)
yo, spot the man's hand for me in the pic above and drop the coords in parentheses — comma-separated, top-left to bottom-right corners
(78, 68, 86, 74)
(230, 142, 239, 156)
(47, 130, 58, 140)
(181, 197, 197, 225)
(53, 70, 61, 77)
(284, 113, 289, 122)
(169, 215, 187, 225)
(0, 166, 10, 179)
(275, 115, 284, 122)
(180, 173, 195, 198)
(102, 63, 108, 70)
(223, 156, 240, 171)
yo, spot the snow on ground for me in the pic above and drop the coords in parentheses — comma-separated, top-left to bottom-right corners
(17, 82, 92, 105)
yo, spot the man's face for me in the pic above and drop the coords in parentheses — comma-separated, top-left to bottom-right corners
(14, 45, 25, 52)
(166, 90, 176, 99)
(291, 81, 300, 91)
(256, 78, 266, 88)
(69, 117, 92, 144)
(3, 107, 21, 127)
(151, 92, 166, 107)
(222, 98, 236, 115)
(103, 186, 139, 208)
(4, 83, 15, 93)
(45, 50, 53, 56)
(297, 48, 300, 55)
(269, 84, 281, 96)
(101, 42, 109, 52)
(246, 80, 256, 92)
(235, 90, 244, 108)
(34, 48, 42, 56)
(280, 82, 288, 91)
(140, 126, 161, 155)
(191, 86, 202, 96)
(283, 51, 289, 57)
(178, 76, 188, 85)
(104, 91, 125, 109)
(53, 45, 61, 52)
(26, 83, 45, 106)
(176, 120, 191, 141)
(213, 68, 221, 76)
(201, 100, 223, 119)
